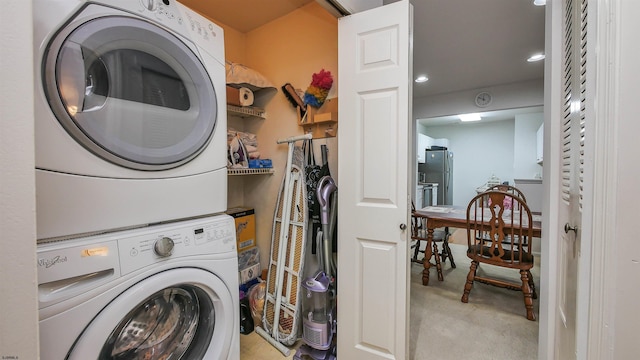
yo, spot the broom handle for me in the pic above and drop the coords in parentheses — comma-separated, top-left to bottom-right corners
(321, 144, 328, 165)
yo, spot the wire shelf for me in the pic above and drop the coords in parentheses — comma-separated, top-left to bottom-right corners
(228, 168, 275, 176)
(227, 104, 266, 119)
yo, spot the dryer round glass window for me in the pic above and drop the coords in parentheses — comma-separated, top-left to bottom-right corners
(44, 16, 217, 170)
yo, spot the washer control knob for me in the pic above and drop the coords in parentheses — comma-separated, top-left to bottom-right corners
(141, 0, 157, 11)
(154, 237, 174, 257)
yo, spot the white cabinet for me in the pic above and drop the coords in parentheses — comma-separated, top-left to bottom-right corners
(536, 123, 543, 164)
(417, 133, 433, 163)
(514, 179, 543, 213)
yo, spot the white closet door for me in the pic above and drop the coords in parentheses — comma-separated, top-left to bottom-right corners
(337, 1, 412, 359)
(554, 0, 588, 357)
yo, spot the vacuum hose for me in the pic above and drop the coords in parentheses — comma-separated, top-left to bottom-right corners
(317, 176, 337, 277)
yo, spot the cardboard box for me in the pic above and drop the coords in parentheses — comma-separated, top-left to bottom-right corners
(239, 263, 260, 285)
(238, 247, 260, 285)
(226, 207, 256, 252)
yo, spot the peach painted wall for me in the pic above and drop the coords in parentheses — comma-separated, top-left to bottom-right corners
(242, 2, 338, 270)
(205, 2, 337, 269)
(189, 2, 338, 274)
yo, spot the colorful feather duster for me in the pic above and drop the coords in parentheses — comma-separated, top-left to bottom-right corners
(303, 69, 333, 108)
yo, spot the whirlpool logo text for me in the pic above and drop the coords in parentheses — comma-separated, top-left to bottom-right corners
(38, 255, 68, 268)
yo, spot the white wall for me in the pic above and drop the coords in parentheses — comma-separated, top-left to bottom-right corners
(513, 112, 544, 179)
(421, 114, 542, 206)
(412, 73, 544, 207)
(413, 79, 544, 120)
(0, 1, 39, 359)
(422, 120, 515, 205)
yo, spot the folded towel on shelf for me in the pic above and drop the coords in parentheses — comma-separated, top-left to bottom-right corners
(244, 144, 258, 153)
(228, 128, 263, 167)
(238, 132, 257, 148)
(248, 151, 261, 159)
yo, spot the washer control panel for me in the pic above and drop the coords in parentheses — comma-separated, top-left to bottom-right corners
(36, 215, 235, 308)
(118, 215, 236, 275)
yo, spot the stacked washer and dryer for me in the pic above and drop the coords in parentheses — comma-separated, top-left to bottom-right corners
(33, 0, 239, 358)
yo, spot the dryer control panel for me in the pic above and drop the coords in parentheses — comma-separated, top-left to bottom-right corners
(137, 0, 180, 24)
(176, 2, 225, 60)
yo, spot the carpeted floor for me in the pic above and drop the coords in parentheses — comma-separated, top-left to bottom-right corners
(447, 228, 467, 245)
(410, 241, 540, 360)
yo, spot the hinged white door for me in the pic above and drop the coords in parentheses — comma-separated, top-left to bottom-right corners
(337, 1, 413, 359)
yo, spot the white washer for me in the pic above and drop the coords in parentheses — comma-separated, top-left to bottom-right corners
(37, 214, 239, 360)
(33, 0, 228, 240)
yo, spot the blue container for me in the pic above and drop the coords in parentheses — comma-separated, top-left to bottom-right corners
(248, 159, 273, 168)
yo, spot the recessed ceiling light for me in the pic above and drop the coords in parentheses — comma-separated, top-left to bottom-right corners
(458, 113, 481, 122)
(527, 54, 545, 62)
(533, 0, 546, 6)
(415, 75, 429, 83)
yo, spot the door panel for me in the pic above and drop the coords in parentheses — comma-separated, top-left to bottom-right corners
(555, 0, 587, 357)
(337, 1, 412, 359)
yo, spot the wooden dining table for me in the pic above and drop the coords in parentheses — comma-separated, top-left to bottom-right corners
(413, 205, 542, 286)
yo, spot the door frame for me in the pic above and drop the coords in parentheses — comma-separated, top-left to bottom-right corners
(579, 0, 619, 358)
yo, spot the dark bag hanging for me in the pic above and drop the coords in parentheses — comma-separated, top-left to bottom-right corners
(303, 139, 322, 224)
(303, 139, 330, 253)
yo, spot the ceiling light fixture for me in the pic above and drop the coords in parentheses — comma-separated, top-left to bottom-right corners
(415, 75, 429, 83)
(458, 113, 482, 122)
(533, 0, 546, 6)
(527, 54, 545, 62)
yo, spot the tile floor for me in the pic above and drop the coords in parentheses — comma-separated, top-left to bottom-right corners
(240, 331, 301, 359)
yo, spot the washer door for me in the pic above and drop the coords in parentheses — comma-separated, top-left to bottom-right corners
(43, 10, 217, 170)
(68, 269, 234, 360)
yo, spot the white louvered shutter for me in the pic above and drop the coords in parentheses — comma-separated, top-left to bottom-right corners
(561, 0, 587, 209)
(556, 0, 588, 357)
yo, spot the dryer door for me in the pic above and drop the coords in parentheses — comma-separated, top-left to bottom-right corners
(67, 269, 235, 360)
(43, 10, 217, 170)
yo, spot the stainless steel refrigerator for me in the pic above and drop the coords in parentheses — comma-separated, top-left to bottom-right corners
(418, 149, 453, 205)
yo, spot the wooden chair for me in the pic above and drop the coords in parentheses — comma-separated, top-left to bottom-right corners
(483, 184, 528, 246)
(461, 190, 537, 321)
(487, 184, 527, 204)
(411, 202, 455, 269)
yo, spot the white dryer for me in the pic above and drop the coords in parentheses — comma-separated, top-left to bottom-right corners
(37, 214, 239, 360)
(33, 0, 228, 240)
